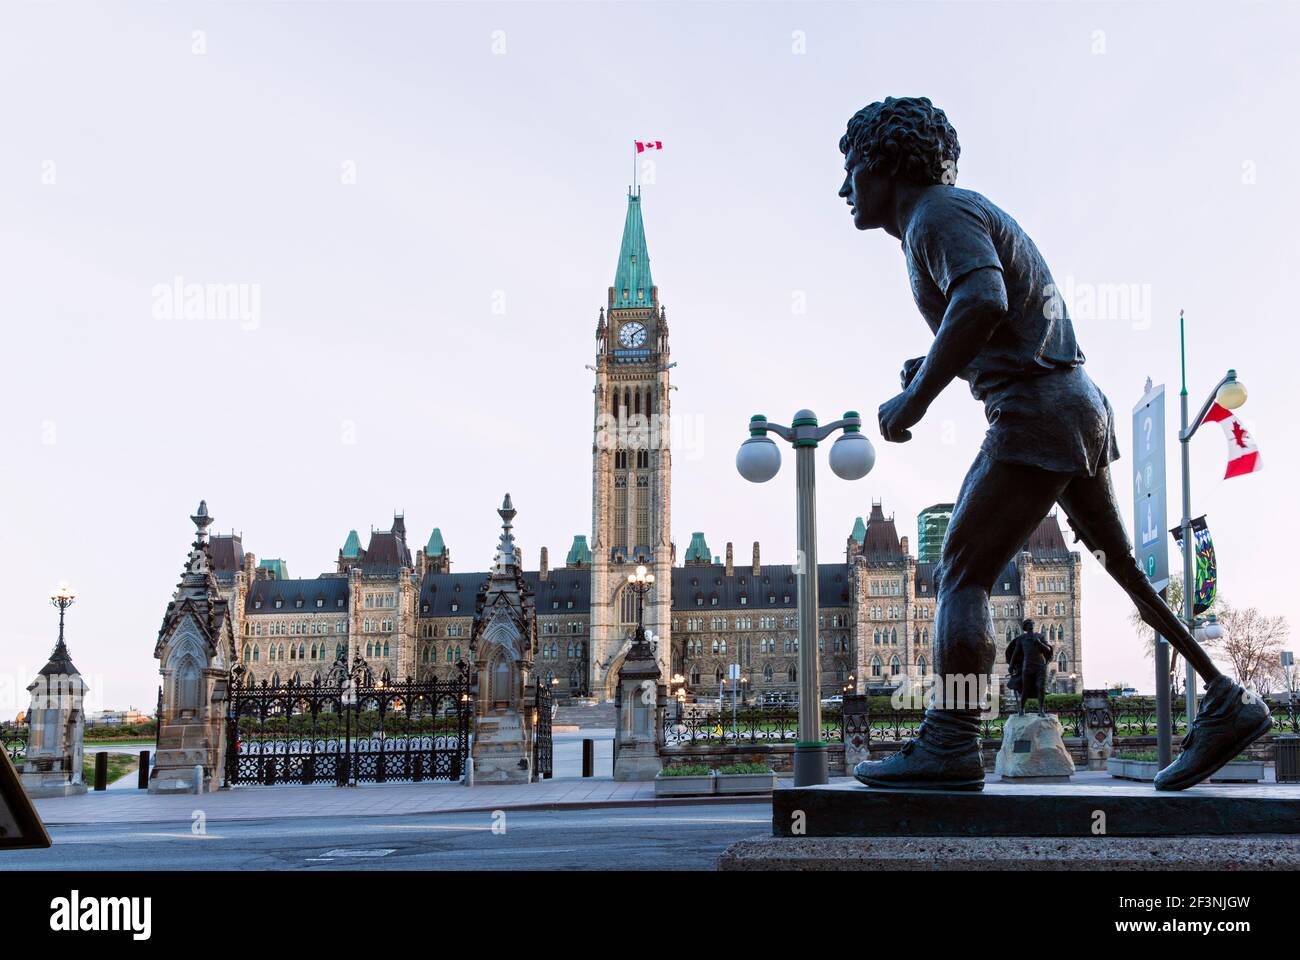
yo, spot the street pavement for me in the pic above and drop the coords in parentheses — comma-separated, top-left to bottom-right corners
(5, 804, 770, 871)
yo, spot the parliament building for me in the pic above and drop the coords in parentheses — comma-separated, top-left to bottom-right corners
(208, 191, 1084, 702)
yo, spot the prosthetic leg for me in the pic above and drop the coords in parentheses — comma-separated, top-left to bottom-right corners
(1057, 468, 1272, 790)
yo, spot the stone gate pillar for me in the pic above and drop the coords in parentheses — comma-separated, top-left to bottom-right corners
(22, 585, 88, 798)
(468, 494, 541, 785)
(612, 639, 664, 781)
(150, 501, 236, 794)
(1082, 688, 1116, 771)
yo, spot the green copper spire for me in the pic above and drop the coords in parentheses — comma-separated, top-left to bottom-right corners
(425, 527, 446, 557)
(341, 529, 362, 558)
(850, 516, 867, 546)
(566, 534, 592, 566)
(612, 191, 654, 308)
(684, 531, 711, 563)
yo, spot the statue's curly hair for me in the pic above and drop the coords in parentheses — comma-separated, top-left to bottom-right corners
(839, 97, 961, 186)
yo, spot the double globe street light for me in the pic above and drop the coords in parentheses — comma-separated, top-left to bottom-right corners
(737, 409, 875, 786)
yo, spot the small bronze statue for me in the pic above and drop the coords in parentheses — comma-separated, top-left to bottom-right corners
(842, 97, 1271, 793)
(1006, 619, 1053, 717)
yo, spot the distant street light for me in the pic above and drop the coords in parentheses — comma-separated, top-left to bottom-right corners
(737, 409, 874, 786)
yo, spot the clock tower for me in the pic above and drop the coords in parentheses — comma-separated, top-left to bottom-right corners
(589, 189, 673, 697)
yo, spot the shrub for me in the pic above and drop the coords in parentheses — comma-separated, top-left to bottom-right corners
(660, 764, 712, 777)
(717, 762, 772, 775)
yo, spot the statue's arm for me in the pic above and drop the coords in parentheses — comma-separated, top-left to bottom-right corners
(905, 267, 1009, 412)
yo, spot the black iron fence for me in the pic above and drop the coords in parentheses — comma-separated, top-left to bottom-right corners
(225, 655, 473, 786)
(1, 724, 28, 765)
(662, 697, 1300, 746)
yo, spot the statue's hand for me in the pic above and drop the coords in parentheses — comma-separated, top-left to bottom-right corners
(900, 356, 925, 390)
(878, 388, 926, 443)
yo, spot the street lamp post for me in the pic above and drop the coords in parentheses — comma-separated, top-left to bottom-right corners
(1178, 311, 1248, 720)
(737, 408, 875, 786)
(625, 564, 656, 657)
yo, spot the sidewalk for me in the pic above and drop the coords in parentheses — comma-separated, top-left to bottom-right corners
(33, 774, 784, 826)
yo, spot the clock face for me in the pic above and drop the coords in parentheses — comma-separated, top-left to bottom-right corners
(618, 322, 647, 348)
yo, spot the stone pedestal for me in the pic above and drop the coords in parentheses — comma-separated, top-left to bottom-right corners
(994, 713, 1075, 782)
(1083, 688, 1116, 771)
(22, 622, 88, 799)
(612, 641, 664, 781)
(470, 711, 533, 784)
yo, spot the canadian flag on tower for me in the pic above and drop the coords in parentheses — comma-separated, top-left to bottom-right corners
(635, 140, 663, 153)
(1202, 402, 1263, 479)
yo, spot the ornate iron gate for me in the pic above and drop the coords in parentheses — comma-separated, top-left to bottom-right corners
(225, 655, 473, 787)
(533, 681, 553, 779)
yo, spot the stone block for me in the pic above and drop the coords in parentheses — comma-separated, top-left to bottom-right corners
(994, 713, 1075, 782)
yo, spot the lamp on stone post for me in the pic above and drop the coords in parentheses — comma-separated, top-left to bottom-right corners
(737, 409, 875, 786)
(1178, 311, 1247, 721)
(613, 566, 664, 781)
(625, 564, 656, 657)
(22, 580, 88, 797)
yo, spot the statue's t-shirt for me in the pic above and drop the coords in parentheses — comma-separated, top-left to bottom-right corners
(901, 186, 1120, 476)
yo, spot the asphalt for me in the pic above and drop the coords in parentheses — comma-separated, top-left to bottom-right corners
(4, 803, 769, 871)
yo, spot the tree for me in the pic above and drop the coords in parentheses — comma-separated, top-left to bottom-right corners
(1203, 604, 1290, 693)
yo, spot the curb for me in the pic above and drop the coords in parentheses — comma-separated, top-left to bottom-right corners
(37, 792, 774, 826)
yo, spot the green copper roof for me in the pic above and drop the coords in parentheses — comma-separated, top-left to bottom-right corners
(426, 527, 446, 556)
(851, 516, 867, 545)
(684, 531, 711, 563)
(566, 534, 592, 565)
(259, 558, 289, 580)
(612, 191, 654, 308)
(341, 530, 361, 558)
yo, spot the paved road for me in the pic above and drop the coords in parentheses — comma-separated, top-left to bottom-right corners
(4, 803, 766, 871)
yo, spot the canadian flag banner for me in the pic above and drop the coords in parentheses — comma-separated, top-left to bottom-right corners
(635, 140, 663, 153)
(1201, 402, 1263, 479)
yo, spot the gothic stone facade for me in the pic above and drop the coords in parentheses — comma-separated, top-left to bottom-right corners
(207, 191, 1084, 702)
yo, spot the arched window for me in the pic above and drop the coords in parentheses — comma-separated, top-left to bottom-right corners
(787, 664, 797, 684)
(762, 663, 773, 683)
(890, 655, 901, 675)
(835, 663, 847, 682)
(690, 666, 701, 686)
(715, 666, 724, 684)
(446, 645, 454, 663)
(871, 656, 882, 677)
(365, 640, 373, 657)
(917, 655, 928, 675)
(383, 641, 390, 657)
(1058, 653, 1068, 673)
(299, 643, 306, 660)
(891, 628, 898, 645)
(242, 643, 251, 662)
(252, 645, 260, 662)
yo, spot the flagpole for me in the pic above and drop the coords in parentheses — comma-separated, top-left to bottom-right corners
(1179, 310, 1199, 721)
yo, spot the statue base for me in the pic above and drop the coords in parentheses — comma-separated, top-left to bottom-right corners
(771, 773, 1300, 837)
(994, 713, 1075, 782)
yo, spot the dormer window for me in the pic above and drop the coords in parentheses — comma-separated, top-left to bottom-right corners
(254, 600, 262, 610)
(295, 599, 303, 608)
(316, 599, 324, 608)
(451, 603, 459, 612)
(275, 600, 282, 609)
(336, 598, 344, 608)
(637, 289, 644, 300)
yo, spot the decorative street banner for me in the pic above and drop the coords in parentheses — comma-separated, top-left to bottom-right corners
(1131, 382, 1169, 590)
(1170, 516, 1217, 615)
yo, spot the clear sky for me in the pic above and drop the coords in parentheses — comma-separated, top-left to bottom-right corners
(1, 1, 1295, 714)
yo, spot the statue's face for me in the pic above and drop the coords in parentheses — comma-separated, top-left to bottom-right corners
(839, 146, 891, 231)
